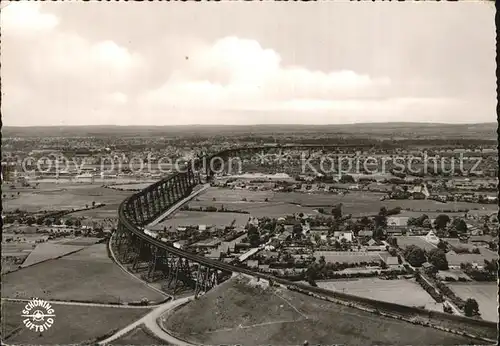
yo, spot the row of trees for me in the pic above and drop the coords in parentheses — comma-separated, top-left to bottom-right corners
(403, 245, 449, 270)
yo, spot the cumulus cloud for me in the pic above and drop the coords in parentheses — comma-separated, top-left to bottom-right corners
(140, 37, 392, 112)
(1, 2, 59, 34)
(1, 2, 142, 125)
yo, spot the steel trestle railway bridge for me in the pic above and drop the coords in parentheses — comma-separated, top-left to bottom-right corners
(114, 144, 369, 296)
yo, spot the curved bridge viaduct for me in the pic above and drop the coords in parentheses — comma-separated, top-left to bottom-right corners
(112, 144, 497, 341)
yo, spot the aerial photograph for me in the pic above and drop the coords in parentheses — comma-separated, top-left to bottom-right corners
(1, 1, 498, 345)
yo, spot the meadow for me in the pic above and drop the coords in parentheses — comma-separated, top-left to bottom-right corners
(151, 210, 251, 231)
(447, 283, 498, 322)
(1, 302, 150, 345)
(3, 183, 129, 213)
(2, 244, 167, 304)
(316, 278, 440, 310)
(397, 236, 437, 251)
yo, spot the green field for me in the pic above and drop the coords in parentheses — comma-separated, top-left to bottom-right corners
(447, 283, 498, 322)
(317, 278, 440, 310)
(1, 302, 149, 345)
(312, 251, 384, 264)
(2, 244, 166, 304)
(189, 188, 494, 219)
(2, 183, 129, 213)
(397, 236, 437, 251)
(152, 210, 251, 231)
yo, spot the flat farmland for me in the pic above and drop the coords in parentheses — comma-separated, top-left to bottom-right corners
(68, 205, 120, 221)
(316, 278, 439, 310)
(189, 188, 492, 219)
(391, 200, 498, 213)
(107, 183, 155, 190)
(397, 236, 437, 251)
(189, 200, 319, 218)
(447, 283, 498, 322)
(197, 187, 274, 202)
(2, 183, 129, 213)
(312, 251, 384, 264)
(1, 302, 150, 345)
(20, 243, 85, 268)
(2, 244, 166, 304)
(151, 211, 250, 231)
(2, 243, 36, 256)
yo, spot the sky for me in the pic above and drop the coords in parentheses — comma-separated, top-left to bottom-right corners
(1, 1, 496, 126)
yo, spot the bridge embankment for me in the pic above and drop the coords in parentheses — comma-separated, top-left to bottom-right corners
(287, 284, 497, 342)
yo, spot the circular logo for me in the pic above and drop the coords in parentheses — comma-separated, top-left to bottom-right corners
(21, 298, 55, 332)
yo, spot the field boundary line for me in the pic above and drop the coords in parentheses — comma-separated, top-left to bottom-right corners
(2, 245, 88, 276)
(198, 318, 307, 335)
(273, 291, 309, 320)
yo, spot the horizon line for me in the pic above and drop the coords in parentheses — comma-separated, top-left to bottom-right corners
(2, 121, 497, 128)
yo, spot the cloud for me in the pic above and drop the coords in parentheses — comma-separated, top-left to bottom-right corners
(106, 92, 128, 105)
(1, 3, 494, 125)
(140, 36, 391, 112)
(1, 3, 143, 125)
(1, 2, 59, 35)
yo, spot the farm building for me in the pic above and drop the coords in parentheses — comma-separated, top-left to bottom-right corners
(358, 230, 373, 237)
(384, 256, 399, 267)
(333, 231, 353, 242)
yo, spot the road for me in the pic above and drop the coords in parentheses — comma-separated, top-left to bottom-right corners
(98, 296, 195, 345)
(419, 272, 463, 316)
(147, 183, 210, 228)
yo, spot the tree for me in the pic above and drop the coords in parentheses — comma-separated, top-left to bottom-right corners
(437, 240, 447, 251)
(313, 233, 321, 243)
(247, 224, 260, 247)
(331, 203, 343, 220)
(407, 217, 417, 227)
(44, 219, 52, 226)
(434, 214, 451, 231)
(422, 218, 432, 229)
(464, 298, 479, 317)
(374, 207, 388, 229)
(65, 219, 74, 227)
(292, 222, 303, 239)
(387, 237, 398, 248)
(373, 227, 385, 240)
(452, 218, 468, 234)
(339, 174, 355, 184)
(427, 248, 449, 270)
(404, 245, 426, 267)
(92, 201, 96, 207)
(4, 215, 16, 224)
(26, 217, 35, 226)
(305, 263, 318, 285)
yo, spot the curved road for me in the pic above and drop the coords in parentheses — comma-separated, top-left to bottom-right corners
(98, 296, 195, 345)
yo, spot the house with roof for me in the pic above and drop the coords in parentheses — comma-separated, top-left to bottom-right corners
(425, 230, 440, 245)
(333, 231, 353, 242)
(384, 256, 400, 267)
(358, 230, 373, 238)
